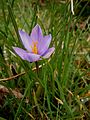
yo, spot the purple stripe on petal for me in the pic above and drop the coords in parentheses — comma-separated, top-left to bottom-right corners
(38, 34, 52, 55)
(19, 30, 32, 52)
(30, 24, 43, 43)
(13, 47, 41, 62)
(42, 47, 55, 58)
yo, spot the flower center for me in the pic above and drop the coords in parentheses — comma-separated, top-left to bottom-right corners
(31, 41, 38, 54)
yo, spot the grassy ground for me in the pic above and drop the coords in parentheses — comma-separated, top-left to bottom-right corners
(0, 0, 90, 119)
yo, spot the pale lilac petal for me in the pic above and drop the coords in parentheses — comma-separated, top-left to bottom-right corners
(38, 34, 52, 55)
(42, 47, 55, 58)
(30, 24, 43, 43)
(25, 53, 41, 62)
(19, 30, 32, 52)
(13, 47, 28, 59)
(13, 47, 41, 62)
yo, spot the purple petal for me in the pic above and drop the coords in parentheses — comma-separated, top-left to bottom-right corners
(19, 30, 32, 52)
(42, 47, 55, 58)
(13, 47, 41, 62)
(38, 34, 52, 55)
(30, 24, 43, 43)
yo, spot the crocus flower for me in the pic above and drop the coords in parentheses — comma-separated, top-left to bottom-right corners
(13, 24, 55, 62)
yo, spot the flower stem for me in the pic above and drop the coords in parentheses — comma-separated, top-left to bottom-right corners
(35, 61, 43, 99)
(35, 61, 39, 75)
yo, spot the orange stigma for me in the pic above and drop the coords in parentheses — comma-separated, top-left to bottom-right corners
(31, 41, 38, 54)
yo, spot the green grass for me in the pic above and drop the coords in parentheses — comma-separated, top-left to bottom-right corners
(0, 0, 90, 119)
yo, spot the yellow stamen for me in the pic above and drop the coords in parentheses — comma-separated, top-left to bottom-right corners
(31, 41, 38, 54)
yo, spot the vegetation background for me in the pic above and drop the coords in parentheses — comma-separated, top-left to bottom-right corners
(0, 0, 90, 119)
